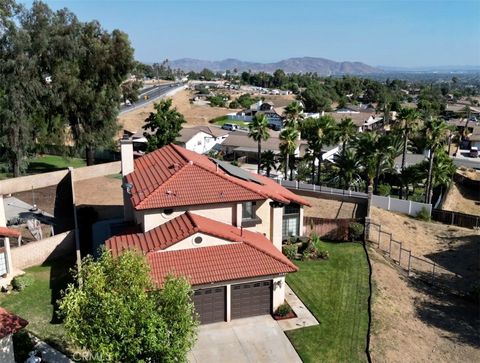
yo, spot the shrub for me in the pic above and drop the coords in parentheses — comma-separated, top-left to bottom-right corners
(416, 207, 431, 221)
(301, 242, 318, 260)
(282, 244, 298, 260)
(318, 250, 330, 260)
(11, 274, 34, 291)
(377, 184, 391, 196)
(348, 222, 364, 241)
(275, 302, 292, 317)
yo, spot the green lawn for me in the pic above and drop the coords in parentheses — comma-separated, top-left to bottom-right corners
(27, 155, 86, 173)
(210, 115, 249, 127)
(0, 258, 74, 353)
(286, 241, 370, 363)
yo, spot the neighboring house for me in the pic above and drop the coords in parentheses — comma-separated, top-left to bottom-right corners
(231, 101, 286, 129)
(0, 307, 28, 363)
(108, 142, 310, 324)
(176, 126, 229, 154)
(220, 129, 308, 161)
(469, 126, 480, 149)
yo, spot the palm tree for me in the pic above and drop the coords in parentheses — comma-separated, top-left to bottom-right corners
(334, 147, 360, 190)
(355, 132, 380, 193)
(398, 107, 420, 198)
(424, 117, 450, 203)
(283, 101, 304, 127)
(248, 113, 270, 174)
(337, 117, 357, 157)
(260, 150, 276, 177)
(299, 116, 337, 185)
(279, 126, 299, 180)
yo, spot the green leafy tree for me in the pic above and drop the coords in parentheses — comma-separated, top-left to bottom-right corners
(59, 249, 198, 362)
(337, 118, 357, 157)
(143, 98, 186, 152)
(260, 150, 276, 177)
(121, 79, 143, 104)
(334, 147, 360, 190)
(248, 113, 270, 174)
(283, 101, 304, 127)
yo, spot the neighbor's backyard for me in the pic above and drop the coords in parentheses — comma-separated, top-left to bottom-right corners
(0, 259, 74, 355)
(287, 241, 370, 363)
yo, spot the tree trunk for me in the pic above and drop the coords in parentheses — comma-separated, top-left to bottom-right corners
(12, 157, 20, 178)
(257, 140, 261, 174)
(399, 128, 409, 199)
(289, 154, 294, 181)
(311, 156, 316, 184)
(374, 158, 382, 195)
(284, 155, 288, 180)
(425, 149, 435, 203)
(86, 146, 95, 166)
(316, 147, 323, 185)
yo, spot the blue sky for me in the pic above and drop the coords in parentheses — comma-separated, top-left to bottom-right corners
(23, 1, 480, 67)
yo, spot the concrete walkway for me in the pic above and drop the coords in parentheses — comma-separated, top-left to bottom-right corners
(188, 315, 301, 363)
(276, 284, 319, 331)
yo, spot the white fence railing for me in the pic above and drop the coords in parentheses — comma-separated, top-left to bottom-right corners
(371, 195, 431, 216)
(272, 177, 432, 217)
(273, 178, 368, 199)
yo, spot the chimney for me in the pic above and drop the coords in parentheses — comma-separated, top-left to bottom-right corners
(120, 139, 134, 176)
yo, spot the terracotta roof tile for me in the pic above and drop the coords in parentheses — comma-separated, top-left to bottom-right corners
(125, 144, 309, 210)
(0, 308, 28, 339)
(147, 243, 296, 286)
(106, 212, 297, 285)
(0, 227, 21, 238)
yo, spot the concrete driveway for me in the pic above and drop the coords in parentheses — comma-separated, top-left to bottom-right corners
(188, 315, 302, 363)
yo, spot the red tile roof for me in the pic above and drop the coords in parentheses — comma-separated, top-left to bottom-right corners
(126, 144, 309, 210)
(0, 308, 28, 339)
(147, 242, 296, 286)
(0, 226, 21, 238)
(105, 212, 297, 286)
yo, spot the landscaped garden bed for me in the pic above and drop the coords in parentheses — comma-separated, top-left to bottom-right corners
(272, 301, 297, 320)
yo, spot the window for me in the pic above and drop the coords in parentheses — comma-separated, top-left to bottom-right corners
(242, 202, 255, 220)
(283, 203, 300, 239)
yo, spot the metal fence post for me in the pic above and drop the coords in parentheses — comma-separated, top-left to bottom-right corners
(399, 247, 402, 267)
(451, 212, 454, 225)
(407, 253, 412, 275)
(389, 235, 392, 256)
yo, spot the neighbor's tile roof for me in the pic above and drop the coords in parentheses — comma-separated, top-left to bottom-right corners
(126, 143, 309, 210)
(0, 226, 21, 238)
(0, 308, 28, 339)
(106, 212, 297, 286)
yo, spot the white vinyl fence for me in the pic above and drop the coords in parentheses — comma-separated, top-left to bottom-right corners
(371, 195, 432, 217)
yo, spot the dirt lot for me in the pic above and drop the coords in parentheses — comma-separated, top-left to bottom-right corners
(300, 192, 367, 219)
(118, 88, 298, 134)
(370, 248, 480, 363)
(118, 89, 237, 133)
(74, 175, 123, 220)
(442, 182, 480, 216)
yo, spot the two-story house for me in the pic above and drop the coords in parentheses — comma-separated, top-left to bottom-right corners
(106, 141, 309, 324)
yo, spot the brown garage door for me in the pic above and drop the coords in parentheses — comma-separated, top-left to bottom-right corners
(231, 280, 272, 319)
(193, 286, 225, 324)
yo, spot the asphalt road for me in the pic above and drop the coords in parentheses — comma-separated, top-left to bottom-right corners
(120, 83, 181, 114)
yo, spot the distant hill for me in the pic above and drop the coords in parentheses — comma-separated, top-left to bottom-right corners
(168, 57, 382, 75)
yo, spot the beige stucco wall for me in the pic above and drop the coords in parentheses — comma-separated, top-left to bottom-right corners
(270, 206, 283, 250)
(165, 232, 235, 251)
(254, 199, 271, 236)
(0, 335, 15, 363)
(272, 276, 286, 311)
(137, 203, 236, 232)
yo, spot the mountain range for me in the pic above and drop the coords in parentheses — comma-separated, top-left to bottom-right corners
(168, 57, 382, 75)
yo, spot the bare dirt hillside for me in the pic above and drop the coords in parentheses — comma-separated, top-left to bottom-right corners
(372, 207, 480, 281)
(300, 192, 367, 219)
(370, 248, 480, 363)
(442, 182, 480, 216)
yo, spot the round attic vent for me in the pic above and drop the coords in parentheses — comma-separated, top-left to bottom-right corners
(193, 236, 203, 245)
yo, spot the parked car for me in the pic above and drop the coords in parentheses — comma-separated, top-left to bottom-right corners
(221, 123, 238, 131)
(469, 146, 479, 158)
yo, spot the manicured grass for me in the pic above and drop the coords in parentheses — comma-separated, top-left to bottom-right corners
(286, 241, 370, 363)
(27, 155, 86, 173)
(0, 258, 74, 352)
(210, 115, 249, 127)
